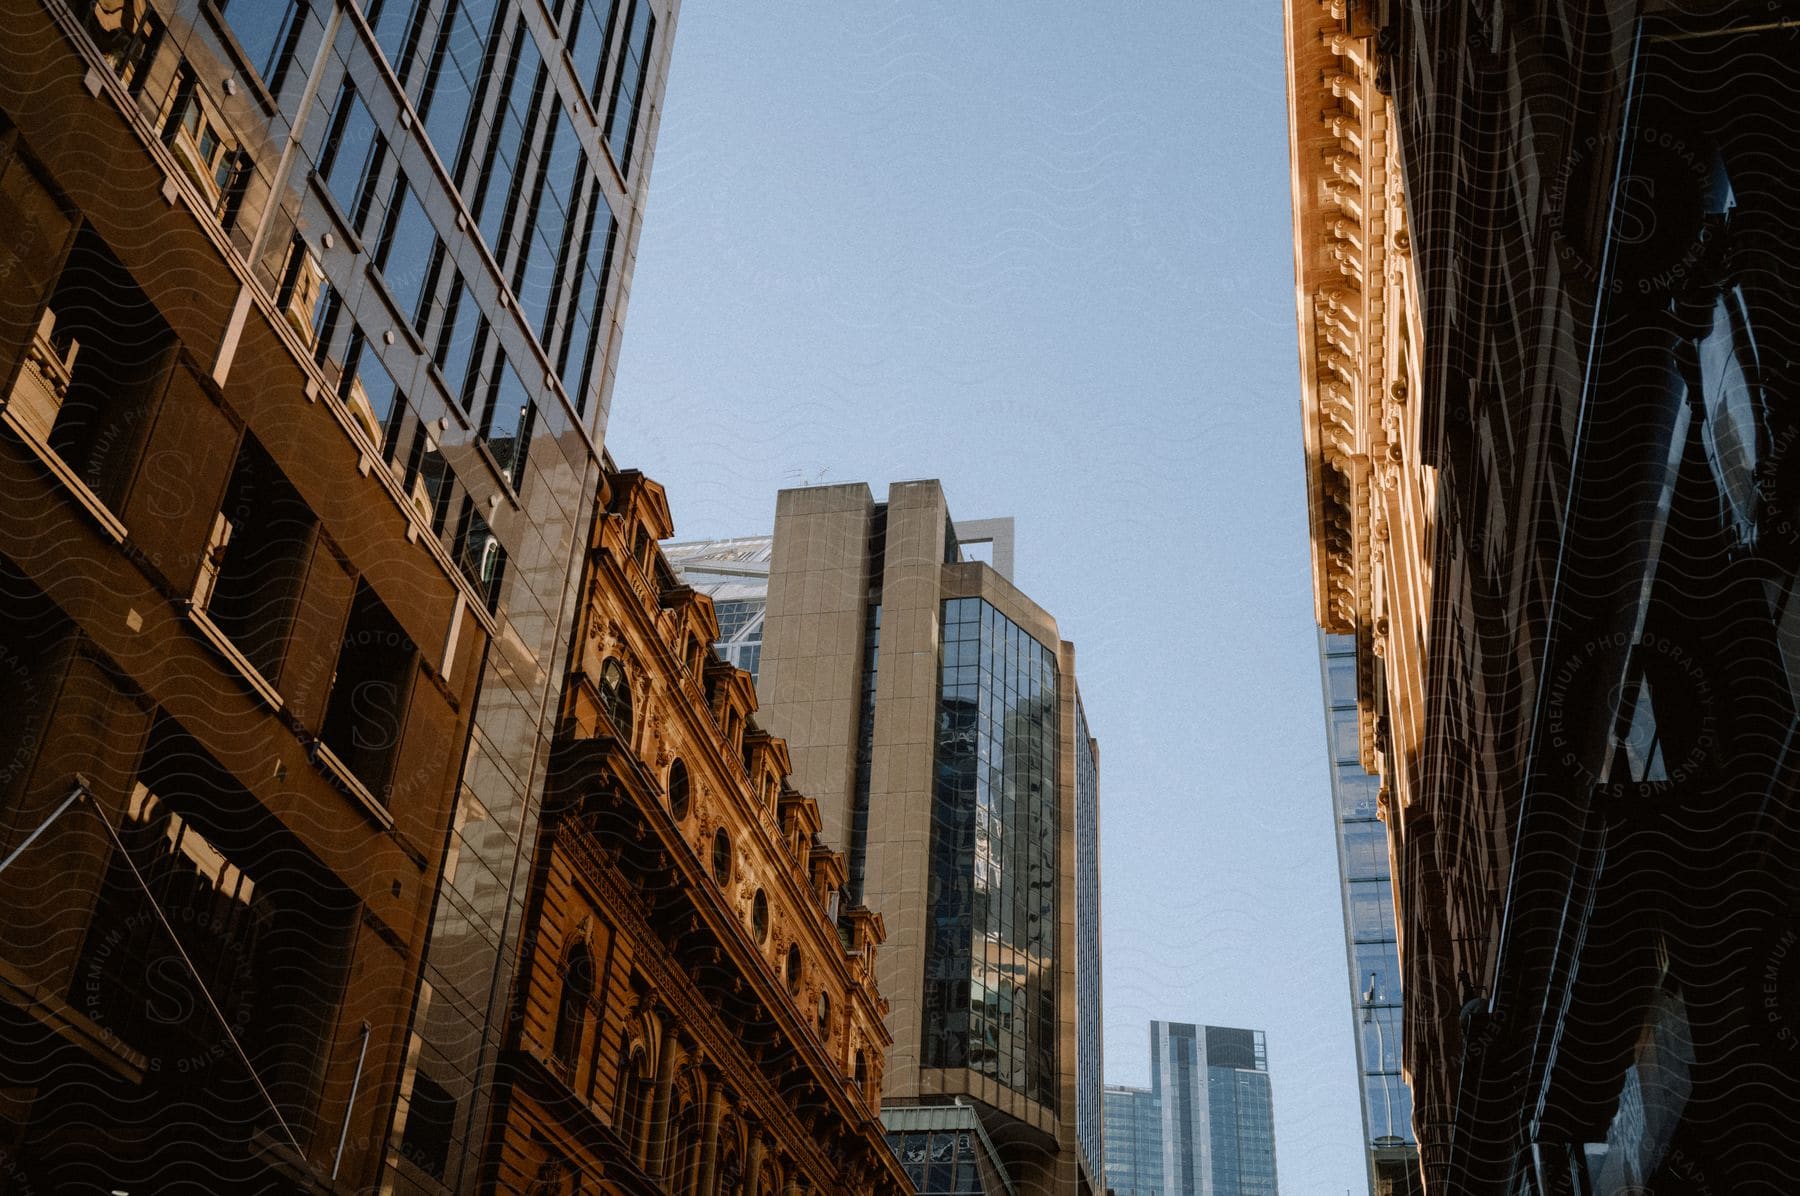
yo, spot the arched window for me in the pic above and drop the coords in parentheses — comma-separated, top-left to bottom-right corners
(854, 1049, 868, 1094)
(711, 828, 731, 886)
(670, 1098, 701, 1194)
(817, 990, 831, 1038)
(785, 944, 802, 996)
(600, 657, 632, 738)
(667, 758, 690, 820)
(553, 944, 594, 1067)
(751, 889, 768, 942)
(615, 1044, 646, 1154)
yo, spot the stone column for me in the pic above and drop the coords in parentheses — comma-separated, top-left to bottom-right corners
(643, 1021, 680, 1175)
(632, 1065, 656, 1167)
(697, 1079, 724, 1195)
(744, 1134, 764, 1196)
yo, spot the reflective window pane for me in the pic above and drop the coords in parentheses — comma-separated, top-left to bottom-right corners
(472, 20, 544, 253)
(603, 0, 654, 175)
(319, 85, 381, 223)
(481, 353, 533, 492)
(420, 0, 499, 172)
(556, 197, 616, 412)
(366, 0, 416, 76)
(1342, 819, 1388, 880)
(515, 107, 583, 333)
(435, 276, 484, 408)
(568, 0, 618, 102)
(219, 0, 301, 86)
(374, 176, 439, 324)
(1348, 880, 1395, 940)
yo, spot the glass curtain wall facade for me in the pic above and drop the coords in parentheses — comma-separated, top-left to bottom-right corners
(1320, 633, 1419, 1195)
(1149, 1021, 1279, 1196)
(1103, 1083, 1164, 1196)
(923, 597, 1061, 1109)
(662, 535, 772, 680)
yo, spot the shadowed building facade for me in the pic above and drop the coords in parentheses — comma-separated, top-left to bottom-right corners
(675, 481, 1104, 1195)
(1289, 0, 1800, 1192)
(0, 0, 675, 1189)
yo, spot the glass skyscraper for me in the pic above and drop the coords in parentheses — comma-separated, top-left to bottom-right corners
(1133, 1021, 1278, 1196)
(1104, 1083, 1164, 1195)
(1319, 632, 1420, 1195)
(662, 534, 772, 679)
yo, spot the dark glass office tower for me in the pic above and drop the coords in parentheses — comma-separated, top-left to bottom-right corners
(0, 1, 676, 1190)
(1149, 1021, 1279, 1196)
(299, 2, 682, 1188)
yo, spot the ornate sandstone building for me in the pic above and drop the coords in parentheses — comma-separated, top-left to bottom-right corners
(485, 465, 909, 1194)
(1285, 4, 1428, 1188)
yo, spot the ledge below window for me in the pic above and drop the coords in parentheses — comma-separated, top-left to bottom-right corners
(310, 739, 396, 831)
(0, 402, 128, 544)
(0, 954, 148, 1084)
(183, 603, 285, 714)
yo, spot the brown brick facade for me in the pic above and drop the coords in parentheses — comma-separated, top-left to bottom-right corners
(0, 4, 486, 1187)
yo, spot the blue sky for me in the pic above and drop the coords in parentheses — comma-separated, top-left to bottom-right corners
(607, 3, 1367, 1190)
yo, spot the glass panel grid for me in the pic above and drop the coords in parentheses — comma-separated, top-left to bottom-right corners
(925, 598, 1060, 1109)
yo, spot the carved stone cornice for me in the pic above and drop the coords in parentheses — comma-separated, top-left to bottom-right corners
(1286, 0, 1398, 639)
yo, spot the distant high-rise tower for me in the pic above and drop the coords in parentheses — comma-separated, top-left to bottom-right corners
(1319, 632, 1421, 1196)
(1103, 1083, 1164, 1195)
(1147, 1021, 1278, 1196)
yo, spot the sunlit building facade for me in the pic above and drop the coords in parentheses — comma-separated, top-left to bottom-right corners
(0, 0, 676, 1189)
(487, 464, 909, 1193)
(1283, 0, 1430, 1191)
(676, 481, 1105, 1194)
